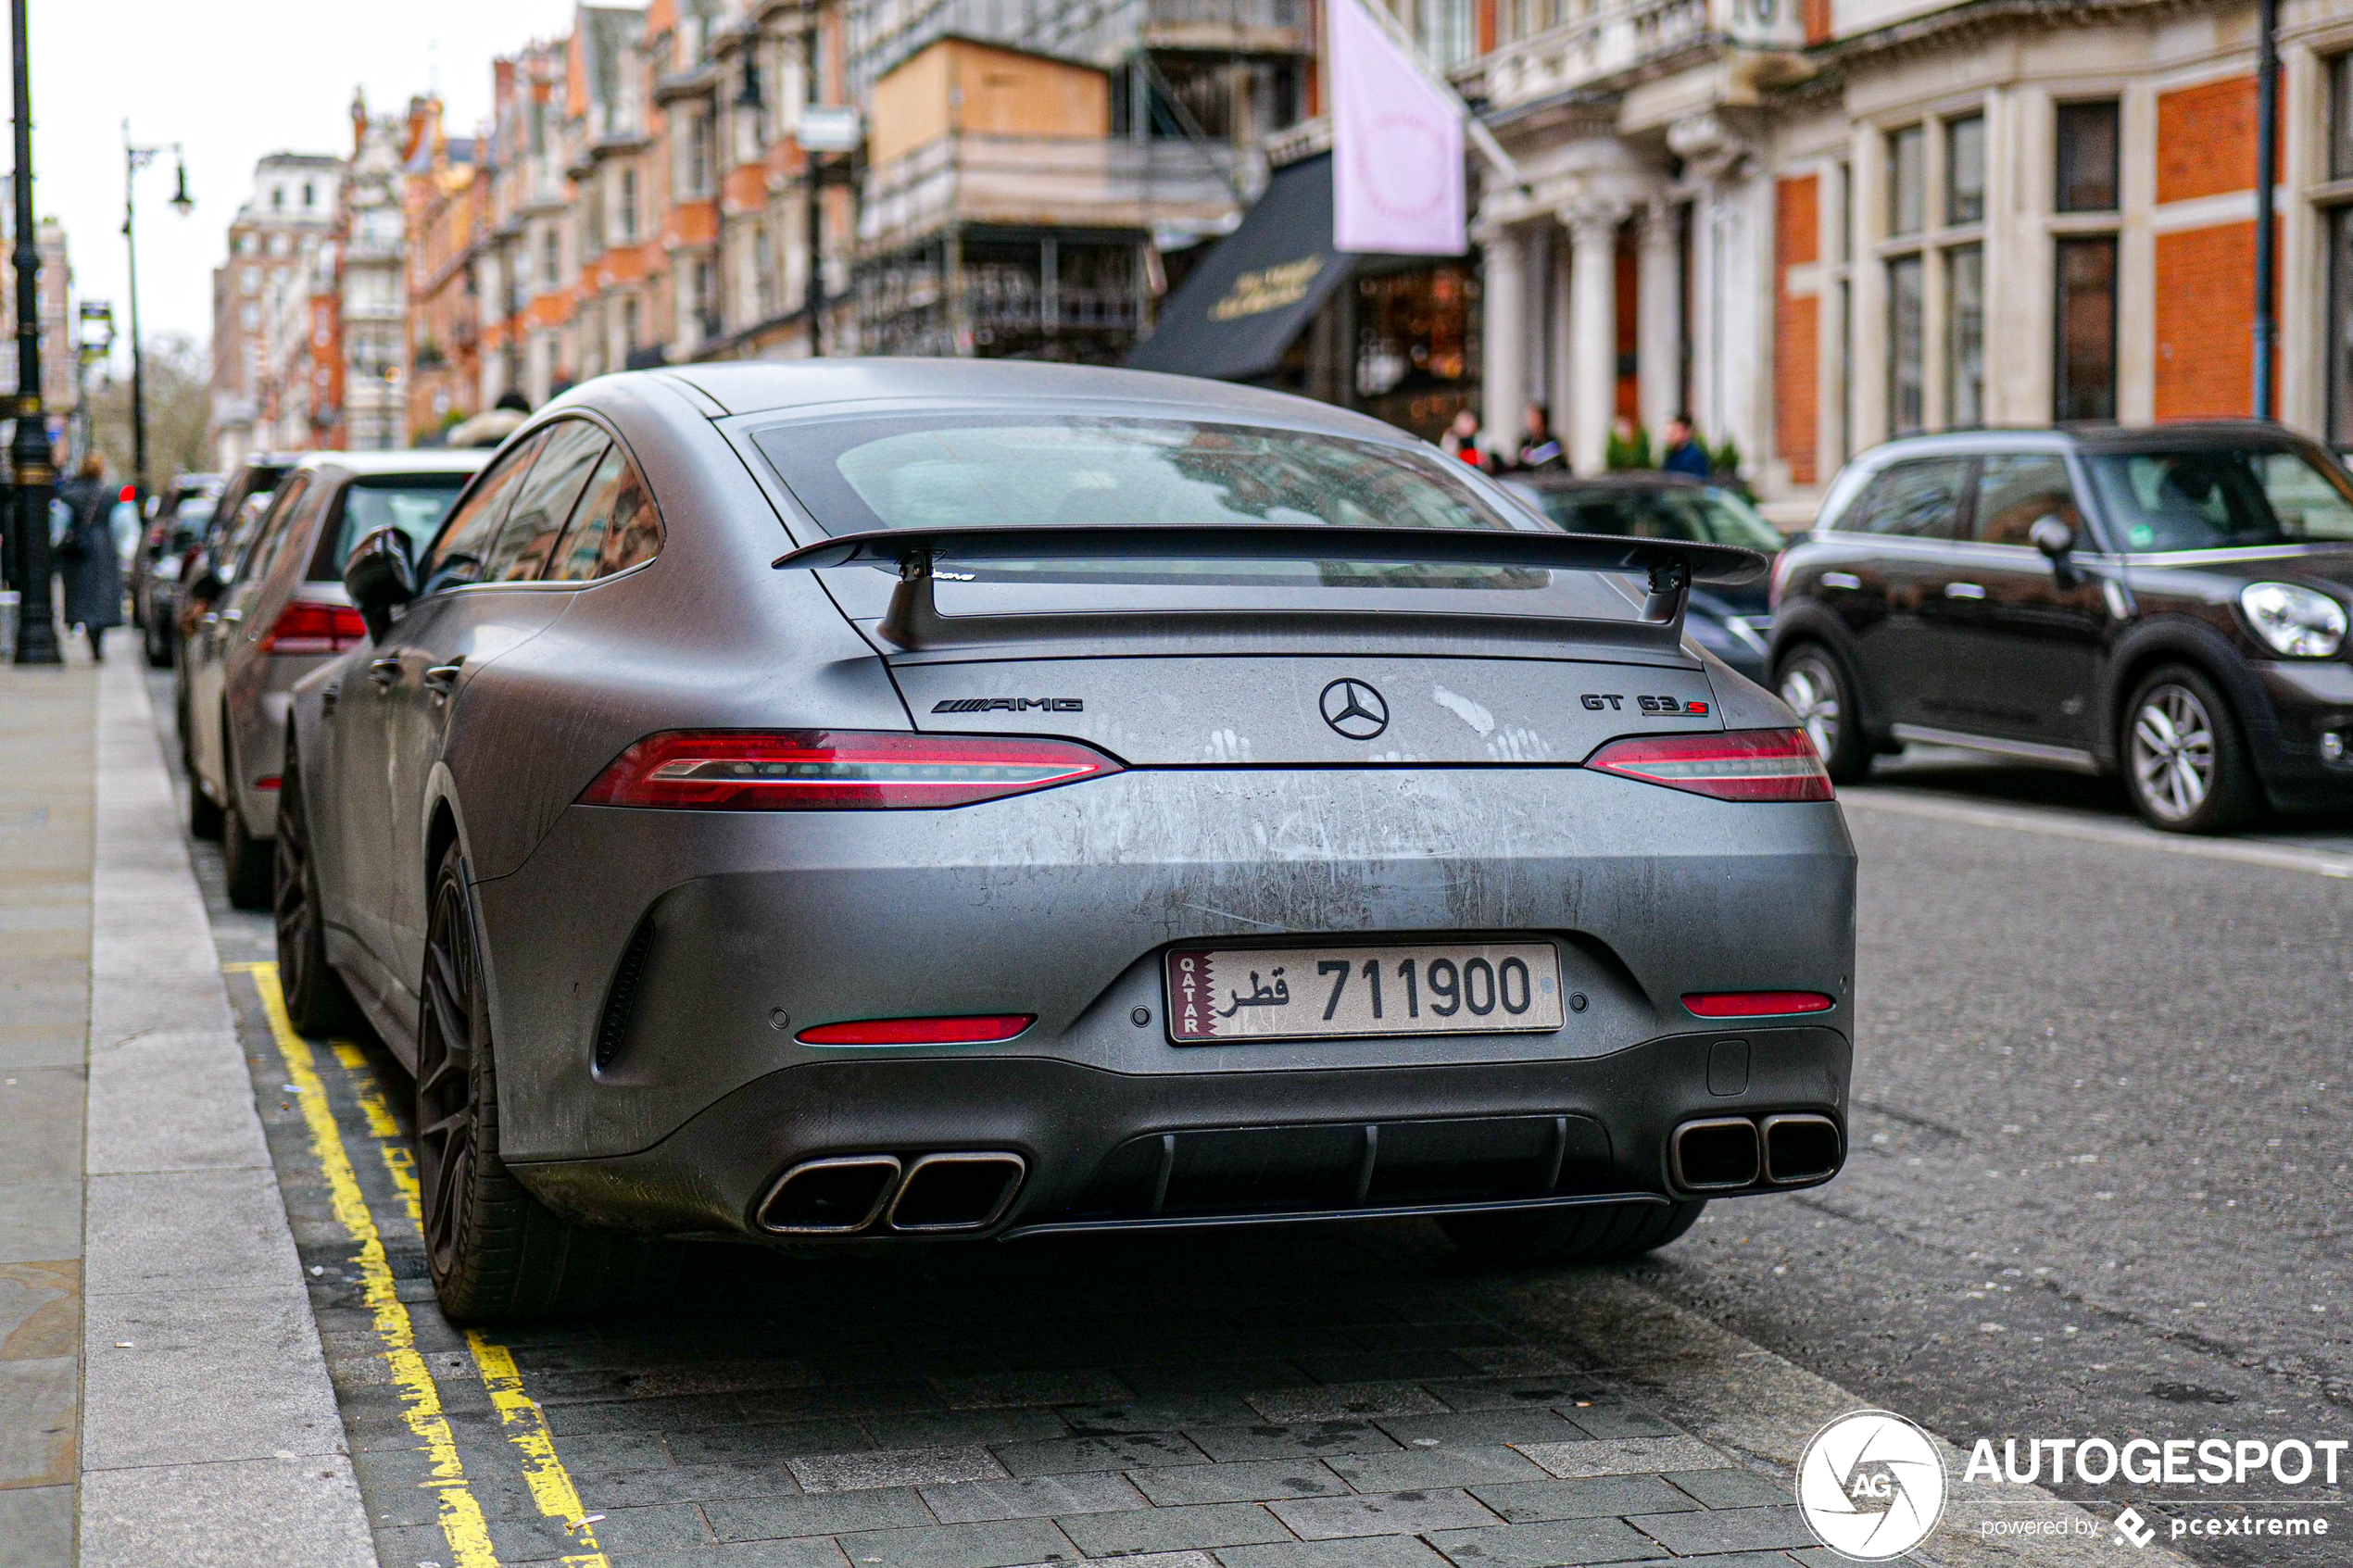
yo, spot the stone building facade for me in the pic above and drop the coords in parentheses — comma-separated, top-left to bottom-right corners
(208, 153, 341, 467)
(1455, 0, 2353, 505)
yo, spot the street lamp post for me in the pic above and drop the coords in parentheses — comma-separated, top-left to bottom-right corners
(7, 0, 57, 663)
(2251, 0, 2279, 420)
(121, 123, 192, 506)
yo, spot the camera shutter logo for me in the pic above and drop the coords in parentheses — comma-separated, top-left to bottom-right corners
(1796, 1410, 1947, 1561)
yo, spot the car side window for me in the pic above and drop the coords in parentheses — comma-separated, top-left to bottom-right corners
(1855, 458, 1970, 540)
(1973, 455, 2082, 547)
(422, 431, 548, 593)
(253, 476, 333, 588)
(544, 443, 664, 582)
(484, 420, 611, 583)
(233, 476, 308, 583)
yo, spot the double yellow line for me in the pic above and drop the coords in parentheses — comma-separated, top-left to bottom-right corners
(236, 962, 610, 1568)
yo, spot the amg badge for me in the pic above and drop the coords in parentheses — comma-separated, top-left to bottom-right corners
(932, 697, 1085, 713)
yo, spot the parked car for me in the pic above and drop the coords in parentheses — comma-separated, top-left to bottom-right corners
(277, 361, 1854, 1322)
(131, 471, 220, 664)
(1769, 420, 2353, 832)
(173, 455, 303, 766)
(185, 450, 486, 906)
(1502, 471, 1789, 684)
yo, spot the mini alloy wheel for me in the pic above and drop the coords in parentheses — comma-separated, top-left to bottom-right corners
(2123, 666, 2253, 834)
(272, 754, 359, 1035)
(1776, 647, 1871, 783)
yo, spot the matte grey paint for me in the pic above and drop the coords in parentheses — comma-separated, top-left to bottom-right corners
(288, 359, 1856, 1243)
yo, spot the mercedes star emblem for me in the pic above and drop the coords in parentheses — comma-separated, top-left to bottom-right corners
(1320, 678, 1390, 740)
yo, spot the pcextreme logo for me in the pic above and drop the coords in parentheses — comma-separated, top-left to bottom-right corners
(1797, 1410, 1950, 1562)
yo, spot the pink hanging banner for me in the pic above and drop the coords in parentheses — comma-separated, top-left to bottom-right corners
(1329, 0, 1467, 256)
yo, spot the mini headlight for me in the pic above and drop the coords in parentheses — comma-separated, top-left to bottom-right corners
(2240, 582, 2347, 659)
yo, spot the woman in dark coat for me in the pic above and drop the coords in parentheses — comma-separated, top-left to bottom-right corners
(55, 453, 123, 660)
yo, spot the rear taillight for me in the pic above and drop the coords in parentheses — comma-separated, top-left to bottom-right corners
(797, 1015, 1035, 1046)
(1685, 991, 1836, 1018)
(261, 599, 369, 654)
(1584, 727, 1833, 802)
(578, 730, 1122, 810)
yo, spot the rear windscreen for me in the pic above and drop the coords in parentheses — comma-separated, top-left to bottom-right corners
(315, 475, 473, 578)
(751, 414, 1556, 592)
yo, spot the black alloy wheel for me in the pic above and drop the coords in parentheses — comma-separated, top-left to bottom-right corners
(272, 751, 360, 1035)
(1440, 1198, 1706, 1266)
(223, 795, 273, 912)
(189, 777, 225, 841)
(144, 612, 172, 669)
(1774, 646, 1873, 784)
(416, 841, 673, 1323)
(2121, 663, 2257, 834)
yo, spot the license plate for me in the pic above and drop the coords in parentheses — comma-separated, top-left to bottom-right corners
(1165, 941, 1567, 1043)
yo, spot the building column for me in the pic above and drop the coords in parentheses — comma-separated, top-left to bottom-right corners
(1566, 205, 1622, 476)
(1637, 198, 1682, 446)
(1479, 224, 1529, 462)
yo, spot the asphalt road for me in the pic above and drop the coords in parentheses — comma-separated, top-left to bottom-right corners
(149, 665, 2349, 1566)
(1639, 753, 2353, 1564)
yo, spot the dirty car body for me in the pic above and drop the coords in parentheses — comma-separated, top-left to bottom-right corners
(285, 361, 1856, 1304)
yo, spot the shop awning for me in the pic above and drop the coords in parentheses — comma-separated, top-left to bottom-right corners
(1126, 154, 1353, 383)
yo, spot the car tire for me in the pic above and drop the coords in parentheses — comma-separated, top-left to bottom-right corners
(273, 751, 361, 1036)
(417, 842, 676, 1323)
(1774, 646, 1873, 784)
(1440, 1199, 1706, 1266)
(189, 780, 225, 841)
(144, 617, 172, 669)
(223, 801, 273, 910)
(2121, 664, 2258, 834)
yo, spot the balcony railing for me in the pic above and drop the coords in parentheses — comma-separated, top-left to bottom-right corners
(1142, 0, 1311, 52)
(1454, 0, 1734, 110)
(858, 134, 1245, 252)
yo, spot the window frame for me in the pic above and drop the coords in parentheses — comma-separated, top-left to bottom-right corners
(2054, 233, 2120, 423)
(2055, 99, 2121, 215)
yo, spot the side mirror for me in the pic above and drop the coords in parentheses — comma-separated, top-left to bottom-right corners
(343, 526, 418, 642)
(2029, 516, 2074, 558)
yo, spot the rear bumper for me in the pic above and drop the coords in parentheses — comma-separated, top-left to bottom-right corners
(510, 1025, 1850, 1242)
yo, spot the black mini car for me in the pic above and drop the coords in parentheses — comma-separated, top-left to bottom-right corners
(1770, 421, 2353, 832)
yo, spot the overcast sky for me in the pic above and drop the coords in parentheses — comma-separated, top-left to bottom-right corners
(35, 1, 580, 374)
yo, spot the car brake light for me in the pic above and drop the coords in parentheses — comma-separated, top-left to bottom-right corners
(1685, 991, 1836, 1018)
(253, 775, 282, 791)
(797, 1014, 1036, 1046)
(578, 730, 1122, 810)
(1584, 727, 1833, 802)
(261, 599, 370, 654)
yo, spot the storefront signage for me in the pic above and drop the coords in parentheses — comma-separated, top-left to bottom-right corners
(1208, 257, 1326, 321)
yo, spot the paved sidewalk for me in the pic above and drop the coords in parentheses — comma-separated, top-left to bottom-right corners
(1, 650, 372, 1568)
(0, 652, 95, 1565)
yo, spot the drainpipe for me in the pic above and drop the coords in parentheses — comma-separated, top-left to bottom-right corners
(2251, 0, 2278, 420)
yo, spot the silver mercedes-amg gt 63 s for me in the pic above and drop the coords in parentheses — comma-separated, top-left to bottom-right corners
(278, 361, 1856, 1322)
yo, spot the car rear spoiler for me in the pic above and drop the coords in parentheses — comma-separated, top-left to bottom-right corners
(771, 523, 1767, 651)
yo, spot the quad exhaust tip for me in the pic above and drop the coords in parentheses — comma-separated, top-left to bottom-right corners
(1761, 1113, 1843, 1185)
(887, 1152, 1028, 1233)
(757, 1151, 1027, 1236)
(1669, 1117, 1760, 1191)
(1668, 1113, 1844, 1193)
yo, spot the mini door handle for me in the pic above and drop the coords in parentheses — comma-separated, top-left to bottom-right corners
(422, 663, 462, 696)
(367, 656, 402, 687)
(1944, 582, 1986, 600)
(1820, 571, 1863, 591)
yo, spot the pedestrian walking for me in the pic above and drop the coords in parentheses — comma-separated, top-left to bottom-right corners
(1440, 407, 1486, 470)
(54, 453, 123, 662)
(1660, 413, 1710, 479)
(1515, 402, 1565, 471)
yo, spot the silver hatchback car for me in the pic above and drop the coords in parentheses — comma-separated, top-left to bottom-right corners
(186, 449, 488, 906)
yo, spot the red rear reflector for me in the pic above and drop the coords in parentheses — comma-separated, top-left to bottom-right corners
(1584, 727, 1833, 802)
(253, 776, 282, 791)
(579, 730, 1121, 810)
(1684, 991, 1836, 1018)
(797, 1015, 1036, 1046)
(261, 599, 370, 655)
